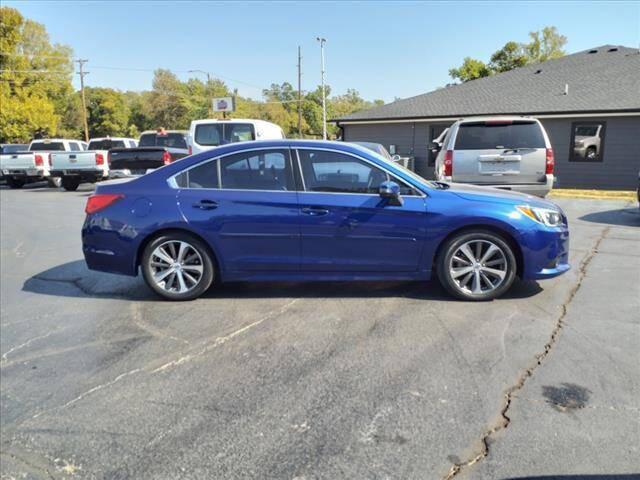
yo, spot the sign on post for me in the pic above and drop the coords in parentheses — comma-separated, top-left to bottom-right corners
(213, 97, 235, 112)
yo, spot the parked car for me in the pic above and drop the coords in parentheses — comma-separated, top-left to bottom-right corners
(188, 119, 285, 155)
(50, 137, 139, 191)
(433, 117, 554, 197)
(351, 142, 401, 162)
(573, 124, 602, 161)
(0, 139, 86, 189)
(82, 140, 570, 301)
(1, 144, 29, 154)
(109, 130, 189, 178)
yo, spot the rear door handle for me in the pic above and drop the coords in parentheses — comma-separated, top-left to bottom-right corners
(193, 199, 218, 210)
(301, 207, 329, 216)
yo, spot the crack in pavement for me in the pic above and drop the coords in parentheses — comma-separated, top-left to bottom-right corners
(442, 226, 611, 480)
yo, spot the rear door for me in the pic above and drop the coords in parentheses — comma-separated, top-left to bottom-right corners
(176, 148, 300, 273)
(452, 120, 547, 185)
(295, 148, 427, 273)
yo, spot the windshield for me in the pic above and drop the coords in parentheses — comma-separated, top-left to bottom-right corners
(139, 133, 187, 148)
(356, 145, 434, 190)
(194, 123, 255, 146)
(455, 122, 545, 150)
(88, 139, 126, 150)
(30, 142, 65, 151)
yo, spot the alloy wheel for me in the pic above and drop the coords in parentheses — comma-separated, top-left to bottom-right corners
(149, 240, 204, 294)
(449, 239, 508, 295)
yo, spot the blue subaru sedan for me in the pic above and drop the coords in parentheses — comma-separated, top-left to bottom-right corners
(82, 140, 570, 301)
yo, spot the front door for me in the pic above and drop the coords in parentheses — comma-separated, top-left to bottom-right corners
(177, 148, 300, 273)
(295, 148, 427, 273)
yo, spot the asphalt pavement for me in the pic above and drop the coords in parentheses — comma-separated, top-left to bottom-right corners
(1, 183, 638, 479)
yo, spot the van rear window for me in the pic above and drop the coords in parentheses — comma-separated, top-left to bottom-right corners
(455, 122, 545, 150)
(195, 123, 255, 146)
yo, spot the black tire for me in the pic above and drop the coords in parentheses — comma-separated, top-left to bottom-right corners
(7, 178, 25, 189)
(141, 232, 215, 301)
(437, 230, 517, 301)
(47, 177, 62, 188)
(61, 177, 80, 191)
(585, 147, 597, 161)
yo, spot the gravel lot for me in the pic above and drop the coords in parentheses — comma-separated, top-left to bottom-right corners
(1, 184, 639, 479)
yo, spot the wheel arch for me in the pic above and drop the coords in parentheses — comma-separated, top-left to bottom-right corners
(432, 223, 524, 278)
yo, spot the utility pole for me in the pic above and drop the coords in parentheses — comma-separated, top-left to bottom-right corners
(316, 37, 327, 140)
(297, 46, 303, 138)
(76, 59, 89, 142)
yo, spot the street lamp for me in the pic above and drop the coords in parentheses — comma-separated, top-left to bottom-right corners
(316, 37, 327, 140)
(188, 69, 212, 117)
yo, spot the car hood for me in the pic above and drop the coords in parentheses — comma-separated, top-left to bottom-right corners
(445, 182, 558, 209)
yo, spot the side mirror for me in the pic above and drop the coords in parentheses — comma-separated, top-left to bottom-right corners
(379, 180, 403, 206)
(391, 154, 402, 162)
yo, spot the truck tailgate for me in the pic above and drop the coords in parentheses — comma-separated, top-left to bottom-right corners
(108, 147, 167, 171)
(51, 151, 101, 170)
(0, 153, 36, 170)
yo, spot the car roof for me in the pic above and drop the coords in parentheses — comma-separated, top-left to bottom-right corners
(456, 115, 538, 123)
(190, 118, 278, 126)
(140, 130, 187, 135)
(89, 137, 136, 141)
(31, 138, 79, 142)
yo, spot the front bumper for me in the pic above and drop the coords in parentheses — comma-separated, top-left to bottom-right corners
(519, 223, 570, 280)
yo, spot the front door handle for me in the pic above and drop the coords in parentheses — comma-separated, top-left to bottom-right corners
(301, 207, 329, 216)
(193, 199, 218, 210)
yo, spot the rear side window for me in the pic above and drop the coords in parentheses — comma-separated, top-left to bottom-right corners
(220, 149, 293, 191)
(30, 142, 65, 151)
(175, 161, 219, 189)
(88, 140, 126, 150)
(455, 122, 545, 150)
(194, 123, 255, 146)
(139, 133, 187, 148)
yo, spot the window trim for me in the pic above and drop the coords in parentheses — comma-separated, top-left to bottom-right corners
(293, 147, 425, 198)
(569, 121, 606, 163)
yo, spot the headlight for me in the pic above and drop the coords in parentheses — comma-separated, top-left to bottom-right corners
(575, 140, 584, 147)
(517, 205, 563, 227)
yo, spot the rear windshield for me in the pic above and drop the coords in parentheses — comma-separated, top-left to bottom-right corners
(88, 139, 126, 150)
(1, 145, 27, 154)
(139, 133, 187, 148)
(194, 123, 255, 146)
(455, 122, 545, 150)
(575, 126, 599, 136)
(30, 142, 65, 151)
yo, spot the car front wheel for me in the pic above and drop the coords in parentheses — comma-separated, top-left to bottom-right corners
(437, 230, 517, 301)
(141, 233, 215, 301)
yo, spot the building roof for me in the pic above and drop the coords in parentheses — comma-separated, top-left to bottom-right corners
(335, 45, 640, 122)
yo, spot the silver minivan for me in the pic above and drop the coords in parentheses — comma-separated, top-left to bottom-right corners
(433, 116, 554, 197)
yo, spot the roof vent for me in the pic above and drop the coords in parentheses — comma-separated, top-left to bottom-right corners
(588, 49, 598, 54)
(608, 47, 619, 52)
(534, 69, 542, 74)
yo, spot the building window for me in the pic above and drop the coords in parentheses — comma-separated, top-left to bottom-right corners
(570, 122, 606, 162)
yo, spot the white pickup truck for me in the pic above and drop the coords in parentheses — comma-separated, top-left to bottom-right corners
(50, 137, 138, 191)
(0, 139, 87, 189)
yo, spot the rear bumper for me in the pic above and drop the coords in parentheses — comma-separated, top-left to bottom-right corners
(519, 224, 570, 280)
(50, 169, 106, 182)
(1, 168, 48, 179)
(441, 175, 554, 197)
(109, 169, 154, 179)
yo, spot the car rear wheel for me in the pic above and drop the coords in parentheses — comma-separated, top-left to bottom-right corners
(437, 230, 516, 301)
(61, 177, 80, 191)
(47, 177, 62, 188)
(7, 178, 25, 189)
(141, 233, 214, 301)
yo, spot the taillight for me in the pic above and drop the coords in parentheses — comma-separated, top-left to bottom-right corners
(47, 153, 52, 167)
(443, 150, 453, 177)
(162, 150, 172, 165)
(545, 148, 554, 174)
(188, 145, 192, 155)
(107, 152, 111, 165)
(95, 153, 104, 165)
(85, 194, 124, 215)
(34, 154, 44, 167)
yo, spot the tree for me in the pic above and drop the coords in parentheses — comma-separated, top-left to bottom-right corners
(524, 26, 567, 63)
(449, 26, 567, 83)
(0, 7, 74, 142)
(85, 87, 130, 137)
(448, 57, 492, 82)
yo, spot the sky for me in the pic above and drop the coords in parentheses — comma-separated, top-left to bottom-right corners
(5, 1, 640, 102)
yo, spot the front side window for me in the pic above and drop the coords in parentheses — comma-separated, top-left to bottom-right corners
(220, 149, 293, 191)
(455, 121, 545, 150)
(298, 149, 390, 194)
(570, 122, 606, 162)
(194, 123, 256, 146)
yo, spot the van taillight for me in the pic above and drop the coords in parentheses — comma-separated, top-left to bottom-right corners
(85, 194, 124, 214)
(34, 154, 44, 167)
(444, 150, 453, 177)
(95, 153, 104, 165)
(545, 148, 554, 174)
(162, 151, 172, 165)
